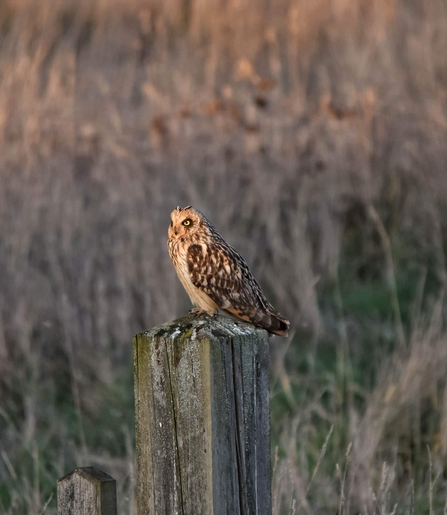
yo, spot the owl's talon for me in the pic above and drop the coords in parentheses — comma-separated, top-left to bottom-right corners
(188, 308, 203, 318)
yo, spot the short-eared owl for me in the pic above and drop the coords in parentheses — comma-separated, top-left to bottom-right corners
(168, 206, 289, 336)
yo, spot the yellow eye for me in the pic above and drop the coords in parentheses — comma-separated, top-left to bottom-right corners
(182, 219, 192, 226)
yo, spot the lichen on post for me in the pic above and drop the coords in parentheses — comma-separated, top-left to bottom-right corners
(133, 312, 271, 515)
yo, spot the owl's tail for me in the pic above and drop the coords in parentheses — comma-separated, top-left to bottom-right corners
(265, 313, 289, 337)
(249, 305, 289, 337)
(226, 301, 290, 337)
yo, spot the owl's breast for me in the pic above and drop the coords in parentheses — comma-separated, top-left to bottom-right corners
(168, 239, 219, 313)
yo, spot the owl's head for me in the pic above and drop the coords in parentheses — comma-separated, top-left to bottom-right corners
(168, 206, 208, 241)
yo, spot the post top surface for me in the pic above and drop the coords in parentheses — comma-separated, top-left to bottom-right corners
(135, 312, 267, 341)
(57, 466, 115, 485)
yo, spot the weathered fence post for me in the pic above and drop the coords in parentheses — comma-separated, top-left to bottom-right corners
(133, 312, 271, 515)
(57, 466, 117, 515)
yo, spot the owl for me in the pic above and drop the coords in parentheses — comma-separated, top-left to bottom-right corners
(168, 206, 289, 337)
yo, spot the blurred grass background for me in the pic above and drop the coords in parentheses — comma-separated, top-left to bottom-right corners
(0, 0, 447, 513)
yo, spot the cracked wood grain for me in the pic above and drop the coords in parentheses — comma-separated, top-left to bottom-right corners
(134, 313, 271, 515)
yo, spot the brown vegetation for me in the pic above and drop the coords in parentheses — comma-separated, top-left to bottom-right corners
(0, 0, 447, 512)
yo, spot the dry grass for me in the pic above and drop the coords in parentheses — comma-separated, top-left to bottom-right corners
(0, 0, 447, 513)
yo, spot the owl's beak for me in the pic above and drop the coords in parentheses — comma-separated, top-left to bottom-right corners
(168, 225, 177, 240)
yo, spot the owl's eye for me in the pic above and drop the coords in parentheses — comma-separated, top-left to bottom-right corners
(182, 219, 192, 226)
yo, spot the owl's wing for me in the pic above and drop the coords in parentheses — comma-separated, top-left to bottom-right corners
(187, 242, 289, 336)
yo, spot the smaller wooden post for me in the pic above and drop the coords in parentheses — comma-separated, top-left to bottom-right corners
(57, 466, 117, 515)
(134, 313, 271, 515)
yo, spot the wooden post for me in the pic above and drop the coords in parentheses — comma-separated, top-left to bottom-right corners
(57, 466, 117, 515)
(133, 313, 271, 515)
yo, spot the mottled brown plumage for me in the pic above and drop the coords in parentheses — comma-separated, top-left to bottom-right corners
(167, 206, 289, 336)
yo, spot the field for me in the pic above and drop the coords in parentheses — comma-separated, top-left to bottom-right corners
(0, 0, 447, 513)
